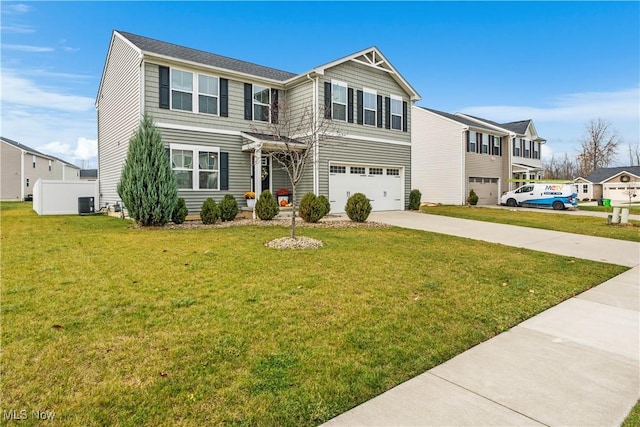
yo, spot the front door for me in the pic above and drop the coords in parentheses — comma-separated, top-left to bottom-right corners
(252, 155, 270, 194)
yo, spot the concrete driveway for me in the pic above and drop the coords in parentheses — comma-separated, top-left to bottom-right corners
(323, 211, 639, 427)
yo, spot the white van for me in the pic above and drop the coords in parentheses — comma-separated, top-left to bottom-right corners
(500, 183, 578, 210)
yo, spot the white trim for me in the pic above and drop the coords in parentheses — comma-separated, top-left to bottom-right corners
(330, 79, 348, 122)
(252, 84, 271, 122)
(363, 87, 377, 127)
(96, 31, 143, 107)
(169, 67, 195, 112)
(156, 122, 241, 136)
(169, 143, 221, 191)
(20, 150, 25, 200)
(197, 73, 220, 116)
(340, 133, 411, 147)
(313, 76, 320, 195)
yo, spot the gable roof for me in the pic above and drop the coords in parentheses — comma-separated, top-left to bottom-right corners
(1, 136, 53, 159)
(500, 120, 532, 135)
(455, 114, 545, 141)
(416, 107, 502, 133)
(584, 166, 640, 183)
(116, 31, 298, 82)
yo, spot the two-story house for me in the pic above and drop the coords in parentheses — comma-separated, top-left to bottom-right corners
(411, 107, 545, 205)
(1, 137, 79, 201)
(97, 31, 420, 213)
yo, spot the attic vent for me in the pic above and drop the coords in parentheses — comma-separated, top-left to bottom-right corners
(620, 174, 630, 183)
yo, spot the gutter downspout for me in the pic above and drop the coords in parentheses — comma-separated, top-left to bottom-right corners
(306, 73, 320, 195)
(461, 128, 468, 205)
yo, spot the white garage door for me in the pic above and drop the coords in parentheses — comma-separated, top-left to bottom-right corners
(468, 177, 499, 205)
(329, 164, 403, 213)
(603, 184, 639, 202)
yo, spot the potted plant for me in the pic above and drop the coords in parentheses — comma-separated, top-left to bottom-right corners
(276, 188, 290, 204)
(467, 189, 479, 206)
(244, 191, 256, 208)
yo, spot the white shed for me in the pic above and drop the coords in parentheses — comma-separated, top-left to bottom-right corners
(33, 180, 100, 215)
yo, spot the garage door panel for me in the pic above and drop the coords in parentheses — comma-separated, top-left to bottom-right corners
(468, 177, 499, 206)
(329, 164, 402, 213)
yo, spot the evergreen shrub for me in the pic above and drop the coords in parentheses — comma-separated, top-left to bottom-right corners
(345, 193, 372, 222)
(200, 198, 219, 224)
(219, 194, 239, 222)
(172, 198, 188, 224)
(255, 190, 279, 220)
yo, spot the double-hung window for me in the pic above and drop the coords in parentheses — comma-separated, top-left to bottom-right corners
(468, 132, 477, 152)
(332, 80, 347, 121)
(481, 134, 489, 154)
(582, 184, 588, 194)
(513, 139, 521, 157)
(390, 95, 403, 130)
(524, 139, 531, 158)
(492, 136, 501, 155)
(198, 75, 219, 115)
(170, 144, 220, 191)
(171, 69, 193, 111)
(253, 85, 270, 122)
(533, 142, 539, 159)
(363, 89, 376, 126)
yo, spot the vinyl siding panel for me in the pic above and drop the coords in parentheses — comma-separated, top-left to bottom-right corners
(1, 142, 22, 200)
(322, 61, 411, 143)
(411, 107, 465, 205)
(318, 137, 410, 208)
(144, 62, 279, 132)
(23, 153, 56, 198)
(158, 127, 251, 213)
(286, 80, 314, 126)
(465, 152, 503, 204)
(97, 34, 142, 207)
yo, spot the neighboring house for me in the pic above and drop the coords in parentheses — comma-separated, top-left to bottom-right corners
(80, 169, 98, 180)
(411, 108, 545, 205)
(1, 137, 56, 201)
(575, 166, 640, 202)
(97, 31, 420, 213)
(50, 155, 81, 181)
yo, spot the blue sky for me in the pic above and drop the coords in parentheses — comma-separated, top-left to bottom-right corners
(1, 1, 638, 169)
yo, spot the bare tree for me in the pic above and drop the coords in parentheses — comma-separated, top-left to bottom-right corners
(252, 99, 338, 238)
(628, 142, 640, 166)
(578, 118, 620, 176)
(543, 153, 579, 180)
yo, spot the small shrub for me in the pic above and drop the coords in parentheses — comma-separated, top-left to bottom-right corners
(200, 198, 219, 224)
(582, 198, 590, 202)
(317, 195, 331, 217)
(255, 190, 279, 220)
(409, 189, 422, 210)
(299, 192, 330, 223)
(345, 193, 372, 222)
(172, 197, 188, 224)
(219, 194, 239, 221)
(467, 189, 479, 205)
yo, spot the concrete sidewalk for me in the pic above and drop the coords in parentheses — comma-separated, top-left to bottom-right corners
(323, 211, 639, 427)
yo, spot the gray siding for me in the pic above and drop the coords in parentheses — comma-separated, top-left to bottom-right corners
(319, 137, 411, 208)
(322, 61, 411, 143)
(1, 142, 22, 200)
(158, 127, 251, 213)
(97, 34, 142, 207)
(144, 62, 281, 133)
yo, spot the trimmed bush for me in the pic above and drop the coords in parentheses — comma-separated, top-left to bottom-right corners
(408, 189, 422, 210)
(345, 193, 372, 222)
(299, 192, 330, 223)
(200, 198, 219, 224)
(467, 189, 479, 206)
(219, 194, 239, 222)
(172, 197, 188, 224)
(255, 190, 279, 220)
(318, 195, 331, 217)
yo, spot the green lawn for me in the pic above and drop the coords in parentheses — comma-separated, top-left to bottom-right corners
(1, 202, 628, 426)
(623, 400, 640, 427)
(420, 205, 640, 242)
(578, 204, 640, 215)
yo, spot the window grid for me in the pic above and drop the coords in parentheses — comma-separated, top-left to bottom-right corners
(387, 168, 400, 176)
(390, 96, 402, 130)
(330, 165, 346, 174)
(171, 69, 193, 111)
(332, 81, 347, 121)
(363, 89, 376, 126)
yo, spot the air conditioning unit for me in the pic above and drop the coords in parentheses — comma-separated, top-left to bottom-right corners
(78, 197, 95, 215)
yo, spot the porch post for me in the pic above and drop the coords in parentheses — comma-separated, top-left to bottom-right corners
(253, 147, 262, 219)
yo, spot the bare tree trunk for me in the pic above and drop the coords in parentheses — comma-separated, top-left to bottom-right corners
(290, 185, 296, 239)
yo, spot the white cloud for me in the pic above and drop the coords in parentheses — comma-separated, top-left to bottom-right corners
(2, 4, 32, 14)
(74, 137, 97, 160)
(36, 137, 97, 167)
(0, 70, 94, 112)
(2, 44, 54, 52)
(0, 25, 35, 33)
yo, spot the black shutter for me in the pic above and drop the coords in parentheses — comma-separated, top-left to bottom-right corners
(476, 133, 480, 153)
(377, 95, 383, 128)
(271, 88, 278, 124)
(384, 97, 391, 129)
(220, 152, 229, 191)
(402, 101, 408, 132)
(220, 78, 228, 117)
(324, 82, 331, 119)
(347, 88, 354, 123)
(159, 66, 170, 109)
(466, 131, 470, 152)
(356, 90, 363, 125)
(499, 138, 503, 156)
(244, 83, 252, 120)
